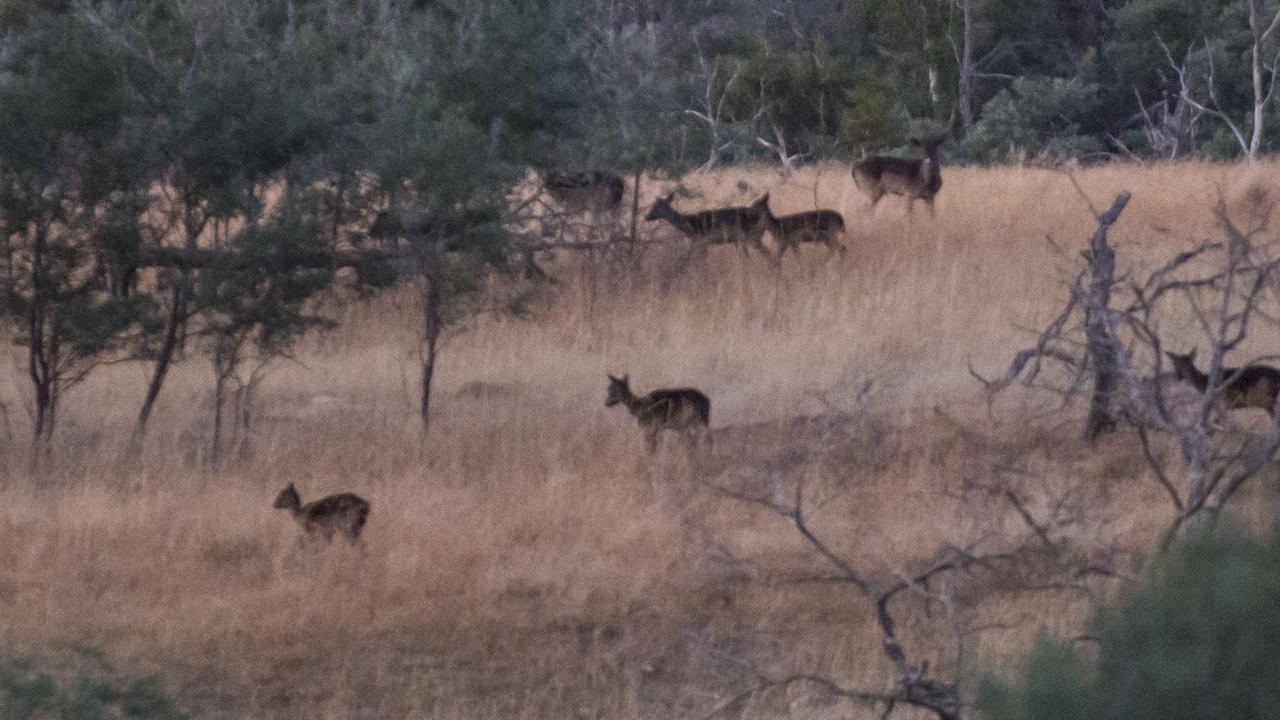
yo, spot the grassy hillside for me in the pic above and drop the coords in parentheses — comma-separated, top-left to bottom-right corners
(3, 161, 1280, 718)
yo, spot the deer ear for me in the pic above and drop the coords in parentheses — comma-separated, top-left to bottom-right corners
(1189, 348, 1197, 361)
(622, 374, 629, 385)
(607, 373, 618, 382)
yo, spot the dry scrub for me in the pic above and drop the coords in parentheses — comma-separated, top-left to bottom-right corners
(3, 161, 1280, 718)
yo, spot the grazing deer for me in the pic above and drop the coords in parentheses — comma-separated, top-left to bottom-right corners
(605, 373, 711, 454)
(1166, 349, 1280, 417)
(644, 193, 770, 256)
(852, 134, 946, 213)
(759, 194, 846, 258)
(544, 170, 626, 213)
(273, 482, 370, 545)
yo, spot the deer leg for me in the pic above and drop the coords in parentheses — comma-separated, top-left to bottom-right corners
(644, 428, 660, 454)
(695, 423, 713, 451)
(682, 427, 706, 468)
(752, 231, 769, 259)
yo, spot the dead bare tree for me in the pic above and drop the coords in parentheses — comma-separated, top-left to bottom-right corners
(1082, 193, 1130, 440)
(1132, 73, 1202, 159)
(971, 192, 1131, 440)
(1115, 201, 1280, 545)
(755, 121, 805, 176)
(976, 188, 1280, 548)
(693, 372, 1131, 720)
(951, 0, 975, 131)
(1157, 5, 1280, 163)
(684, 51, 763, 170)
(1247, 0, 1280, 159)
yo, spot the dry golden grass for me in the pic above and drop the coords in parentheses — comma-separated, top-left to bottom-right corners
(4, 160, 1280, 718)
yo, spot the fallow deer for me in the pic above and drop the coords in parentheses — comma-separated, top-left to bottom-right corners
(544, 170, 626, 213)
(1166, 349, 1280, 417)
(644, 193, 770, 256)
(605, 373, 711, 454)
(273, 482, 370, 545)
(852, 134, 946, 213)
(759, 194, 846, 258)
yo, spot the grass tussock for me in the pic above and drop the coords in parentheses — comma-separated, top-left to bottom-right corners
(4, 160, 1280, 718)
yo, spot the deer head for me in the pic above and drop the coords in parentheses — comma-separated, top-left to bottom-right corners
(644, 194, 676, 221)
(273, 482, 302, 512)
(605, 373, 632, 407)
(1165, 349, 1200, 382)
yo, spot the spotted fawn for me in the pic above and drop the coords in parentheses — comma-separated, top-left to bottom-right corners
(273, 482, 370, 545)
(606, 373, 711, 454)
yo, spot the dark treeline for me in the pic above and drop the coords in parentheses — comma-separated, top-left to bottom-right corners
(0, 0, 1276, 456)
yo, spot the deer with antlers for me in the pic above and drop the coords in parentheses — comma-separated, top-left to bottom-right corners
(852, 133, 947, 214)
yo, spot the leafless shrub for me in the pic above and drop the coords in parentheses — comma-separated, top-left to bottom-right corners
(976, 186, 1280, 550)
(695, 375, 1125, 720)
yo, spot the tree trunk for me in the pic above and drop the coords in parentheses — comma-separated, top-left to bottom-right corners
(419, 254, 443, 436)
(133, 205, 206, 447)
(958, 0, 974, 130)
(133, 283, 185, 445)
(629, 168, 642, 244)
(27, 221, 54, 449)
(211, 357, 228, 467)
(329, 174, 347, 246)
(238, 375, 257, 461)
(1082, 192, 1131, 442)
(1250, 0, 1265, 161)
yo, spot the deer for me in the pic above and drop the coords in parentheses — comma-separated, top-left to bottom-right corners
(1166, 349, 1280, 417)
(605, 373, 711, 454)
(758, 194, 846, 259)
(543, 170, 626, 213)
(273, 482, 370, 545)
(852, 133, 947, 214)
(644, 192, 770, 257)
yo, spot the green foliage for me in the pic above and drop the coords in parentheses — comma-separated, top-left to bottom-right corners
(720, 39, 885, 155)
(838, 66, 906, 151)
(0, 658, 186, 720)
(960, 76, 1104, 162)
(981, 526, 1280, 720)
(982, 0, 1079, 77)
